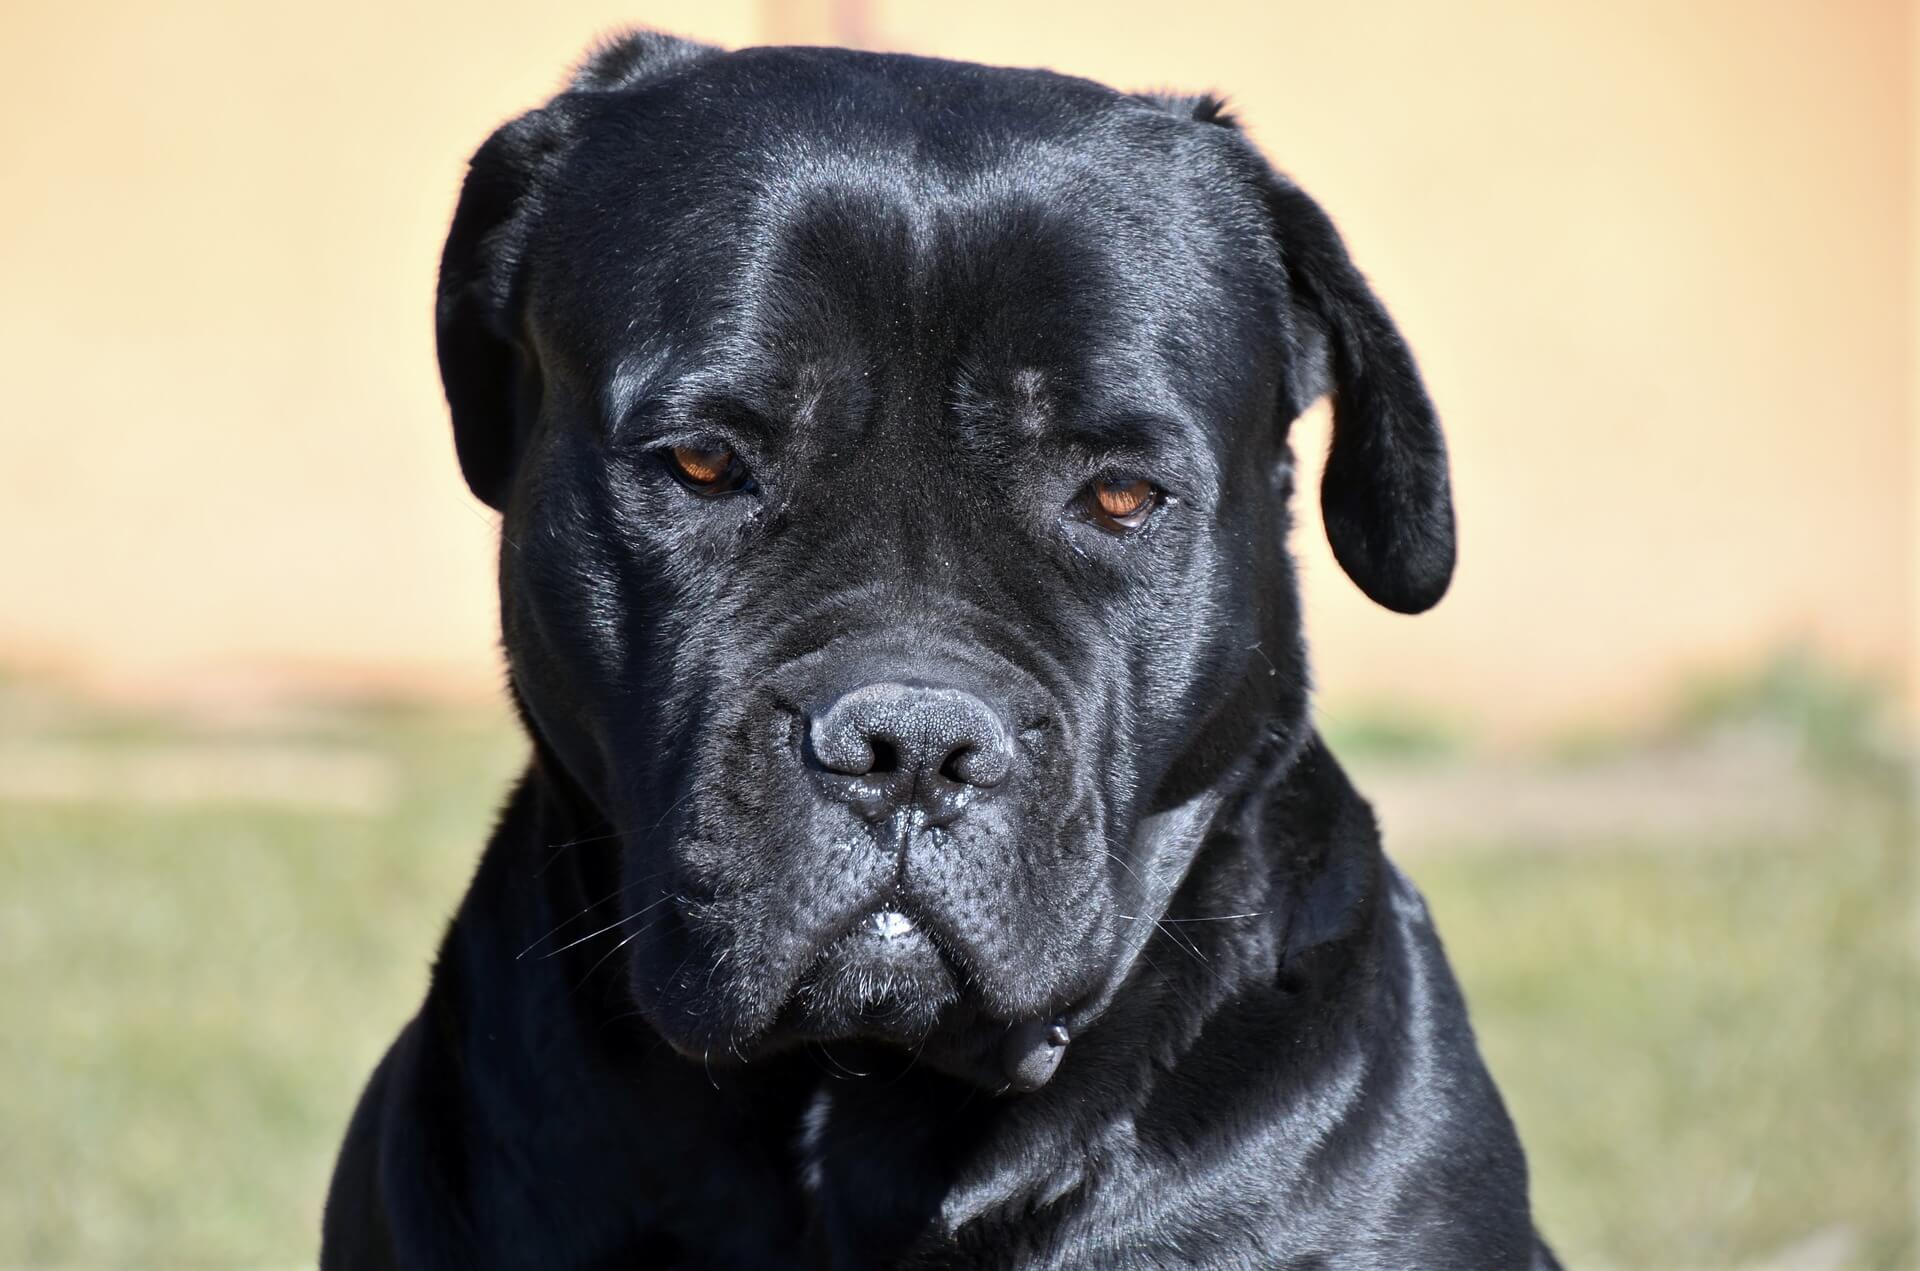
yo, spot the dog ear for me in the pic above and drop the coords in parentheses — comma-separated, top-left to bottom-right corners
(436, 31, 719, 509)
(436, 108, 565, 510)
(1266, 177, 1455, 615)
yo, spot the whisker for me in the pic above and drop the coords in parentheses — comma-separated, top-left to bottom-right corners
(513, 872, 677, 960)
(815, 1042, 872, 1080)
(1112, 910, 1270, 924)
(702, 946, 733, 999)
(537, 891, 682, 960)
(570, 912, 674, 993)
(1092, 846, 1145, 885)
(532, 827, 634, 876)
(1155, 920, 1211, 968)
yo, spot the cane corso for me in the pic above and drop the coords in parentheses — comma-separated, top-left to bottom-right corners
(322, 31, 1558, 1269)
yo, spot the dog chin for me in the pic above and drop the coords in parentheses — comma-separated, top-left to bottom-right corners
(781, 909, 963, 1045)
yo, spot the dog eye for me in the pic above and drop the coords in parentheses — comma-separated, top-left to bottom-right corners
(662, 444, 752, 496)
(1080, 477, 1159, 533)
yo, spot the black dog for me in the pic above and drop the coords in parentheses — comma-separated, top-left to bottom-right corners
(323, 32, 1558, 1269)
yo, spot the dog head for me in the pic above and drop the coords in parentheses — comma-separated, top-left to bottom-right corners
(437, 34, 1452, 1086)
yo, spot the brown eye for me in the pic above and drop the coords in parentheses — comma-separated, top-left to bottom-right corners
(1086, 477, 1157, 531)
(664, 444, 749, 495)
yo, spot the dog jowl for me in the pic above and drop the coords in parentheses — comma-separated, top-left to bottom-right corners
(325, 31, 1556, 1271)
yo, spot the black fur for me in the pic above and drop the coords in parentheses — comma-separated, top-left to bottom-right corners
(325, 32, 1555, 1269)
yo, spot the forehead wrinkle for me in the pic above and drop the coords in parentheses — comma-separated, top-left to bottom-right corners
(592, 108, 1245, 458)
(600, 344, 676, 429)
(705, 179, 1125, 443)
(555, 69, 1257, 425)
(730, 121, 1181, 312)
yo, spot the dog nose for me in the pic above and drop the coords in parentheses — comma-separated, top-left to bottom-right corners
(806, 682, 1013, 821)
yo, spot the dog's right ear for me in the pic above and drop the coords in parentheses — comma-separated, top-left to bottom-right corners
(436, 31, 719, 509)
(436, 107, 569, 511)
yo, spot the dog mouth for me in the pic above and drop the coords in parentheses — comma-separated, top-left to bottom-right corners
(781, 906, 963, 1044)
(769, 903, 1088, 1094)
(641, 800, 1116, 1089)
(648, 876, 1105, 1094)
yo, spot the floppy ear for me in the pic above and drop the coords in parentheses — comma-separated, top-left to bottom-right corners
(436, 108, 566, 510)
(1267, 177, 1456, 614)
(436, 30, 719, 509)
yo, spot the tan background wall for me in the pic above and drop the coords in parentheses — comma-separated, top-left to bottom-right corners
(0, 0, 1910, 735)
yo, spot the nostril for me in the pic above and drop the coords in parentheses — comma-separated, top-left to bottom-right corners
(938, 744, 972, 786)
(805, 716, 883, 778)
(939, 742, 1005, 789)
(940, 737, 1013, 787)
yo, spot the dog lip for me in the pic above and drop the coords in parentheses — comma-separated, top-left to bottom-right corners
(833, 906, 935, 965)
(778, 907, 959, 1041)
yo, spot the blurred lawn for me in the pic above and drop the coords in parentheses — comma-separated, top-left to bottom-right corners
(1408, 780, 1913, 1269)
(0, 678, 1911, 1268)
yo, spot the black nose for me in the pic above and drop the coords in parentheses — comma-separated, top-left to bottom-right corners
(806, 682, 1013, 822)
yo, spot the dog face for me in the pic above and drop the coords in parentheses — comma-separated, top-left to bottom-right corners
(437, 36, 1453, 1086)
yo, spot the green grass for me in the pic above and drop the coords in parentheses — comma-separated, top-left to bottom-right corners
(1318, 700, 1471, 765)
(1406, 779, 1915, 1269)
(0, 685, 1911, 1267)
(0, 693, 525, 1267)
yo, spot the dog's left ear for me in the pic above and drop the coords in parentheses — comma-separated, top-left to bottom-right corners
(1142, 94, 1452, 612)
(1266, 176, 1455, 614)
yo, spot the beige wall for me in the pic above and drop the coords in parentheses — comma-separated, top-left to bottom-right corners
(0, 0, 1909, 734)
